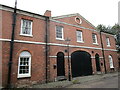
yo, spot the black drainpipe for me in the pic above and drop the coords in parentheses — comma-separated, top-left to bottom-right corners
(100, 30, 107, 74)
(7, 0, 17, 88)
(45, 17, 49, 83)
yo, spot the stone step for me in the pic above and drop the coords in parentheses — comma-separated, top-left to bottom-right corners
(56, 76, 67, 81)
(97, 71, 102, 75)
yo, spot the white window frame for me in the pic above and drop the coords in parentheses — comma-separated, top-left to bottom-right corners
(76, 30, 84, 43)
(108, 55, 114, 68)
(56, 26, 64, 40)
(92, 33, 98, 45)
(18, 51, 31, 78)
(106, 37, 111, 47)
(20, 19, 33, 37)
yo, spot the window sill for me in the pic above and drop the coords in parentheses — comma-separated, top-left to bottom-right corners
(17, 74, 31, 78)
(110, 67, 114, 69)
(56, 38, 64, 41)
(77, 41, 84, 43)
(107, 45, 111, 47)
(93, 43, 99, 45)
(20, 34, 33, 37)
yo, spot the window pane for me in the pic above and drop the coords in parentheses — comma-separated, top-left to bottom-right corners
(19, 69, 22, 74)
(21, 19, 32, 35)
(76, 31, 83, 42)
(56, 26, 63, 39)
(92, 34, 97, 44)
(109, 55, 114, 68)
(106, 37, 110, 46)
(19, 57, 30, 74)
(20, 58, 23, 65)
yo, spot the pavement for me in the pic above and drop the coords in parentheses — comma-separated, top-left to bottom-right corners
(29, 72, 119, 88)
(67, 73, 119, 88)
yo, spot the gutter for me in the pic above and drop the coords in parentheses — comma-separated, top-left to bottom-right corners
(45, 17, 49, 83)
(7, 0, 17, 88)
(100, 30, 107, 74)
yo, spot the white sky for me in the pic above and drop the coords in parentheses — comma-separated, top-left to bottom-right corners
(0, 0, 119, 27)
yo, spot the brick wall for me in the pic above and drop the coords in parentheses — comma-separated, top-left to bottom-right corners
(1, 5, 119, 87)
(1, 8, 47, 87)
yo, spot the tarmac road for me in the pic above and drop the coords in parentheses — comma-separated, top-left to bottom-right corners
(26, 72, 119, 88)
(67, 75, 119, 88)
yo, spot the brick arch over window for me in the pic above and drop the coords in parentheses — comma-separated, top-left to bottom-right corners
(16, 48, 33, 57)
(17, 51, 31, 78)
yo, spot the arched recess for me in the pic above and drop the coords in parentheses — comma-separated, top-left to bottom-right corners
(71, 50, 92, 77)
(57, 52, 65, 76)
(95, 53, 101, 72)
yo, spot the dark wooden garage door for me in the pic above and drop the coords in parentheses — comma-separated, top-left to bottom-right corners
(71, 51, 93, 77)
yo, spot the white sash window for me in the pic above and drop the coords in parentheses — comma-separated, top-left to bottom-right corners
(18, 51, 31, 78)
(108, 55, 114, 68)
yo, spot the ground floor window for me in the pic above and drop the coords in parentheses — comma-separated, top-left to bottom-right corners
(18, 51, 31, 78)
(108, 55, 114, 69)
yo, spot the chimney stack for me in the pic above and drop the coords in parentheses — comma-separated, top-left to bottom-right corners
(44, 10, 51, 17)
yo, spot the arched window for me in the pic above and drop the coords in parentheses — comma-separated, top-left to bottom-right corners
(18, 51, 31, 78)
(108, 55, 114, 69)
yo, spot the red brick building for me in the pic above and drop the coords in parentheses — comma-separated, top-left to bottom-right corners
(0, 4, 119, 87)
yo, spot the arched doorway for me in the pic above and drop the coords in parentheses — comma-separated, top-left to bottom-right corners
(71, 51, 92, 77)
(57, 52, 65, 76)
(95, 54, 101, 72)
